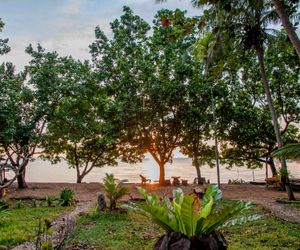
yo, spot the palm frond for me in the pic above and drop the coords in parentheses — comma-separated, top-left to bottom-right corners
(261, 9, 280, 26)
(272, 143, 300, 159)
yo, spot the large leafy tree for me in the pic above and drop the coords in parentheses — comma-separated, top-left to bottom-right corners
(219, 80, 299, 176)
(0, 19, 27, 195)
(0, 19, 10, 55)
(42, 59, 119, 183)
(1, 45, 76, 189)
(219, 31, 299, 176)
(0, 63, 24, 192)
(91, 7, 195, 185)
(179, 70, 214, 184)
(0, 19, 26, 191)
(90, 6, 151, 165)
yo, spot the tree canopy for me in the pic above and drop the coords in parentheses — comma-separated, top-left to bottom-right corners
(0, 4, 299, 196)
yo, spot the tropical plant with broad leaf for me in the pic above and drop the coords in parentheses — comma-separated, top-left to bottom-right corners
(123, 185, 253, 247)
(103, 173, 129, 211)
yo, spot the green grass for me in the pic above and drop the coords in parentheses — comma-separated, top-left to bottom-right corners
(66, 209, 164, 250)
(0, 201, 70, 247)
(290, 202, 300, 212)
(223, 206, 300, 250)
(66, 204, 300, 250)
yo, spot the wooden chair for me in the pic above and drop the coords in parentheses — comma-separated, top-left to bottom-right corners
(171, 176, 181, 186)
(193, 187, 206, 199)
(140, 175, 151, 185)
(265, 176, 282, 188)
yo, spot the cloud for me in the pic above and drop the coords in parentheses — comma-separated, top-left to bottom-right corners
(61, 0, 85, 15)
(1, 0, 198, 71)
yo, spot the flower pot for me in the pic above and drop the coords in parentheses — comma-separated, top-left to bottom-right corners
(154, 231, 227, 250)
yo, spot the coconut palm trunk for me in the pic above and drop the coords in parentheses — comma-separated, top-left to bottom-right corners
(255, 43, 295, 200)
(271, 0, 300, 58)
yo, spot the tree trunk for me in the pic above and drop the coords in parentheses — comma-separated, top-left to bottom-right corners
(159, 162, 166, 185)
(194, 159, 202, 185)
(17, 168, 27, 189)
(271, 0, 300, 58)
(110, 199, 116, 211)
(255, 44, 295, 200)
(268, 158, 277, 177)
(76, 174, 83, 184)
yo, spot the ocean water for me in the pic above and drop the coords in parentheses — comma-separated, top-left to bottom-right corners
(11, 157, 300, 184)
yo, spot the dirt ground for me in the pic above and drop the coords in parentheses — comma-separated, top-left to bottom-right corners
(7, 182, 300, 223)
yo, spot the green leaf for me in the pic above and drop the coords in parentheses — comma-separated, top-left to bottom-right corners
(199, 195, 213, 219)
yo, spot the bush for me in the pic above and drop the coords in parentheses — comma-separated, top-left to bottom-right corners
(59, 188, 74, 206)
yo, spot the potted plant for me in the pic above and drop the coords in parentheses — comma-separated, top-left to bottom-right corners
(124, 185, 253, 250)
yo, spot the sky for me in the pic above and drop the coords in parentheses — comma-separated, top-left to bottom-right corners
(0, 0, 199, 71)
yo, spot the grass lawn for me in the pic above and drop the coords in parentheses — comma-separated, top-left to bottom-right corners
(65, 210, 163, 250)
(223, 206, 300, 250)
(0, 200, 71, 248)
(66, 204, 300, 250)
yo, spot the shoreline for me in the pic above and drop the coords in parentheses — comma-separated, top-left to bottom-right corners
(8, 158, 300, 184)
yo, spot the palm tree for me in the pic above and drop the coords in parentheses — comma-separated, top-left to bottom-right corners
(204, 0, 295, 200)
(271, 0, 300, 58)
(103, 173, 129, 211)
(157, 0, 296, 200)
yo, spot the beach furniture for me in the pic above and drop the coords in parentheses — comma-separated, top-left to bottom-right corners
(193, 187, 205, 199)
(193, 177, 207, 185)
(164, 179, 171, 186)
(181, 180, 188, 186)
(265, 176, 282, 188)
(171, 176, 180, 186)
(139, 175, 151, 185)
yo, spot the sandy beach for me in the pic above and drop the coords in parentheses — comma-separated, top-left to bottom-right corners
(6, 182, 300, 223)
